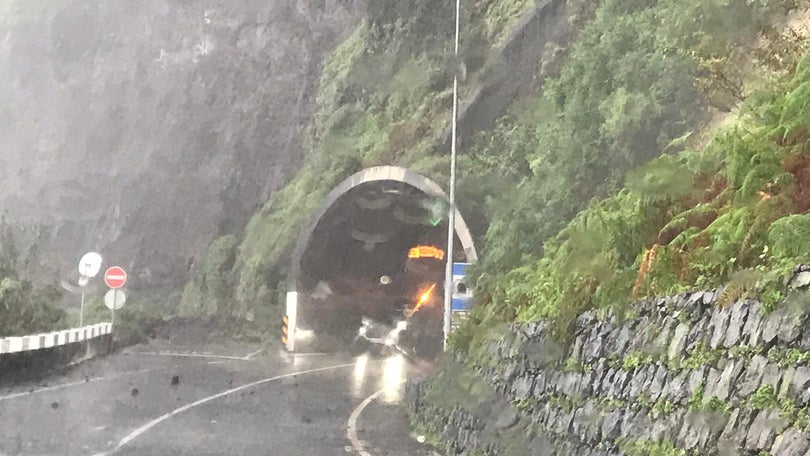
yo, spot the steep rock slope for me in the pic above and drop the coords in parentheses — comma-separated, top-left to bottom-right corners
(0, 0, 362, 290)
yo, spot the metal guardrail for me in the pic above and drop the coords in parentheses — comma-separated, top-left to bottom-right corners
(0, 323, 112, 355)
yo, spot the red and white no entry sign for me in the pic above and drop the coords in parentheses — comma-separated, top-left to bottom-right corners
(104, 266, 127, 289)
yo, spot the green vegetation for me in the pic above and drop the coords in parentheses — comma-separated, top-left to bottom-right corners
(651, 397, 674, 417)
(0, 218, 66, 336)
(687, 381, 706, 411)
(595, 395, 626, 410)
(479, 0, 533, 44)
(183, 0, 807, 354)
(703, 396, 731, 414)
(681, 343, 722, 370)
(621, 352, 655, 370)
(468, 30, 809, 340)
(728, 344, 765, 360)
(636, 392, 654, 410)
(562, 356, 588, 373)
(421, 357, 493, 411)
(514, 392, 579, 413)
(795, 408, 810, 431)
(772, 347, 810, 367)
(0, 216, 164, 343)
(0, 278, 65, 336)
(750, 384, 779, 409)
(620, 439, 687, 456)
(180, 235, 240, 319)
(81, 294, 166, 347)
(180, 0, 539, 328)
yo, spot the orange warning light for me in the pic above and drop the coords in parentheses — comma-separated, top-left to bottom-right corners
(411, 283, 437, 315)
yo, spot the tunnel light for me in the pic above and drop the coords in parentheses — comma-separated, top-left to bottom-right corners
(393, 205, 425, 225)
(295, 329, 314, 341)
(355, 194, 392, 210)
(358, 326, 367, 336)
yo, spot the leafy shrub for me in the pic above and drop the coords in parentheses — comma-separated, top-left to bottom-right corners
(464, 44, 810, 344)
(768, 214, 810, 262)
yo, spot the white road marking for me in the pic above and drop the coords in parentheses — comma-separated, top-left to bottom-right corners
(348, 377, 407, 456)
(131, 351, 249, 361)
(132, 347, 265, 361)
(347, 388, 388, 456)
(0, 368, 161, 403)
(243, 347, 264, 360)
(93, 363, 357, 456)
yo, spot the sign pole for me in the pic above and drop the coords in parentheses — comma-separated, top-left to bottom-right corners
(80, 289, 85, 327)
(443, 0, 462, 351)
(104, 267, 127, 328)
(77, 253, 102, 327)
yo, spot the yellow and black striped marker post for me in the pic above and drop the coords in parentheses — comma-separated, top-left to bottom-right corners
(282, 315, 289, 347)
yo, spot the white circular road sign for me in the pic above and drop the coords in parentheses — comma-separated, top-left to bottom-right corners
(78, 252, 103, 278)
(104, 289, 126, 310)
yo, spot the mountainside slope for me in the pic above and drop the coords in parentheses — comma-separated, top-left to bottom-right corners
(0, 0, 362, 292)
(178, 0, 571, 325)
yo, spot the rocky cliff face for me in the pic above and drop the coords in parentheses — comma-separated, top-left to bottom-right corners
(0, 0, 362, 291)
(407, 267, 810, 455)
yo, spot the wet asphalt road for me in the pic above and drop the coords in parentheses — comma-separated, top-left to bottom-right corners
(0, 340, 437, 456)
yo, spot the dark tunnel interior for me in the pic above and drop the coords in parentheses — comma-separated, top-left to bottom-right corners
(296, 180, 468, 358)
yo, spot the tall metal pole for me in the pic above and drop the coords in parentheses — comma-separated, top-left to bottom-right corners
(79, 266, 89, 328)
(443, 0, 462, 351)
(80, 290, 85, 327)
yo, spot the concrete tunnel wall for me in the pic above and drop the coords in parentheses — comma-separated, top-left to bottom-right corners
(284, 166, 478, 351)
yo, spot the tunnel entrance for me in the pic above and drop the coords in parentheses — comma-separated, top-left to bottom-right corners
(285, 167, 477, 357)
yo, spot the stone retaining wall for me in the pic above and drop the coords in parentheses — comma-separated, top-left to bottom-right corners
(407, 268, 810, 455)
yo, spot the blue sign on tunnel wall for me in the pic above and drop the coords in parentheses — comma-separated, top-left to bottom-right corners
(452, 263, 473, 311)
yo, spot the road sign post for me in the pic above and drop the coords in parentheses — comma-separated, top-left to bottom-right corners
(451, 262, 473, 330)
(104, 267, 127, 289)
(77, 252, 102, 327)
(104, 289, 126, 326)
(104, 267, 127, 328)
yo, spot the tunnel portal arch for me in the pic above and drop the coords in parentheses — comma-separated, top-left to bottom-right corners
(284, 166, 478, 351)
